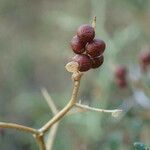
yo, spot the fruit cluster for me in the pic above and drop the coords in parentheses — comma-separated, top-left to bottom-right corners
(139, 50, 150, 72)
(115, 65, 127, 88)
(70, 24, 106, 72)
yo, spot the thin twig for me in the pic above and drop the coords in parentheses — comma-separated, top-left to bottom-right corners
(0, 122, 38, 134)
(41, 88, 59, 150)
(46, 123, 59, 150)
(41, 88, 58, 114)
(75, 103, 122, 117)
(92, 16, 96, 30)
(39, 73, 82, 134)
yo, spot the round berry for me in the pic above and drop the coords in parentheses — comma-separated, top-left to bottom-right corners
(77, 24, 95, 42)
(72, 54, 92, 72)
(115, 65, 127, 79)
(91, 55, 104, 69)
(70, 35, 86, 54)
(86, 39, 106, 57)
(139, 51, 150, 65)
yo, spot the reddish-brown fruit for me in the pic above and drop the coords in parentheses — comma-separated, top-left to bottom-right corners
(91, 55, 104, 69)
(115, 79, 127, 88)
(115, 65, 127, 79)
(70, 35, 86, 54)
(72, 54, 92, 72)
(139, 51, 150, 72)
(139, 51, 150, 64)
(77, 24, 95, 42)
(86, 39, 106, 57)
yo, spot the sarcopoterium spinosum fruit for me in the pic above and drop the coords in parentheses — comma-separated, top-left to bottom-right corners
(138, 49, 150, 71)
(70, 35, 86, 54)
(86, 39, 106, 57)
(77, 24, 95, 42)
(69, 19, 106, 72)
(114, 65, 128, 88)
(91, 55, 104, 69)
(72, 54, 92, 72)
(139, 50, 150, 64)
(115, 65, 127, 79)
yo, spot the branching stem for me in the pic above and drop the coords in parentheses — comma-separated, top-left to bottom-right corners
(41, 88, 59, 150)
(0, 122, 38, 134)
(0, 17, 123, 150)
(39, 73, 82, 134)
(75, 103, 122, 117)
(35, 134, 46, 150)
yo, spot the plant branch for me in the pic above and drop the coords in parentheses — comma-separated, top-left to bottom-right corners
(92, 16, 96, 30)
(46, 123, 59, 150)
(39, 73, 83, 134)
(41, 88, 58, 114)
(75, 103, 122, 117)
(41, 88, 59, 150)
(0, 122, 38, 134)
(0, 15, 123, 150)
(35, 134, 46, 150)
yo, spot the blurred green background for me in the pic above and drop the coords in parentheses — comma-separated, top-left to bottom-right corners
(0, 0, 150, 150)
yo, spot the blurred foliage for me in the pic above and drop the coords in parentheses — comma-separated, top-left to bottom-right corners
(134, 142, 149, 150)
(0, 0, 150, 150)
